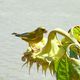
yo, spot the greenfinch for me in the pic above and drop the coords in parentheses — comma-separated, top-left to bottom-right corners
(12, 27, 47, 51)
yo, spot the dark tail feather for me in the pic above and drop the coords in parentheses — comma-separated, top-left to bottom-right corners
(12, 32, 21, 37)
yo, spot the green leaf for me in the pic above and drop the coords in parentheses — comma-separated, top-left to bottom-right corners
(69, 58, 80, 80)
(70, 26, 80, 43)
(57, 55, 70, 80)
(66, 43, 80, 80)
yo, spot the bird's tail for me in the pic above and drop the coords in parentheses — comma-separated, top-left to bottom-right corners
(12, 32, 21, 37)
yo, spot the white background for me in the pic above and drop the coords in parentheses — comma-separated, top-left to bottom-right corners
(0, 0, 80, 80)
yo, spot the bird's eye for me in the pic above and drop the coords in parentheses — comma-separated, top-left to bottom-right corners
(42, 29, 47, 33)
(42, 29, 45, 31)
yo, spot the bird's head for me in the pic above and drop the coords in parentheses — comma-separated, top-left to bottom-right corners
(36, 27, 47, 33)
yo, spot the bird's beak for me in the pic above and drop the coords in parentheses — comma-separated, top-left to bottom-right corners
(44, 29, 47, 33)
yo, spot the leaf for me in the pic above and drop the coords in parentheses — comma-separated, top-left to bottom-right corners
(56, 52, 80, 80)
(69, 58, 80, 80)
(66, 43, 80, 80)
(70, 26, 80, 43)
(57, 55, 70, 80)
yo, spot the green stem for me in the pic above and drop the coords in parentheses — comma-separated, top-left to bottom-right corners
(48, 28, 80, 47)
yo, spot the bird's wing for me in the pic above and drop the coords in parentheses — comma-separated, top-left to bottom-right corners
(20, 32, 37, 40)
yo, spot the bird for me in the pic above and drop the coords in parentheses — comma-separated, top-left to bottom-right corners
(12, 27, 47, 52)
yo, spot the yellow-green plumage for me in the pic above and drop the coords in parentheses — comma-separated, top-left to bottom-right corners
(12, 27, 47, 51)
